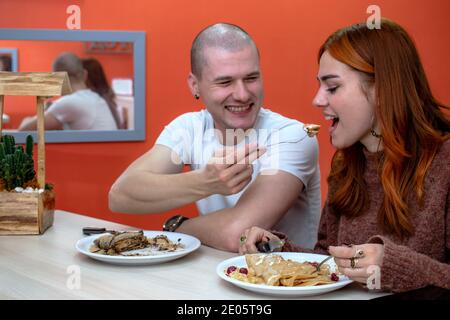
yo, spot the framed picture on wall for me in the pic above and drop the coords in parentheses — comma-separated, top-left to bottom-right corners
(0, 48, 18, 72)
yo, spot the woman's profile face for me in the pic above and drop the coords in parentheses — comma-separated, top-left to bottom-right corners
(312, 51, 380, 151)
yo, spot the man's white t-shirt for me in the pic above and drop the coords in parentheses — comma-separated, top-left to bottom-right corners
(156, 108, 321, 248)
(47, 89, 117, 130)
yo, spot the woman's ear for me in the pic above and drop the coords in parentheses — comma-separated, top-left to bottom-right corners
(370, 85, 377, 105)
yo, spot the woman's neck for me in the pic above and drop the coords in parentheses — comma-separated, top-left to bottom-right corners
(360, 130, 383, 153)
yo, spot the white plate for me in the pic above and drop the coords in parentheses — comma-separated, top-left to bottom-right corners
(76, 231, 201, 265)
(216, 252, 353, 297)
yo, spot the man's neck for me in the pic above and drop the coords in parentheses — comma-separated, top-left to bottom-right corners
(69, 81, 87, 92)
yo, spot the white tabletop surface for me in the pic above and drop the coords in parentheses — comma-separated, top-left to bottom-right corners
(0, 210, 390, 300)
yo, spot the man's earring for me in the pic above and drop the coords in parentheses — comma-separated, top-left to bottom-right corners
(194, 94, 199, 100)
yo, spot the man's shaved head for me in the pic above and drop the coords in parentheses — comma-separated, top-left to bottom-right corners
(52, 52, 84, 82)
(190, 23, 259, 78)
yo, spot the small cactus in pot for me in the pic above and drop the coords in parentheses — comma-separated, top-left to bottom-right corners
(0, 134, 44, 192)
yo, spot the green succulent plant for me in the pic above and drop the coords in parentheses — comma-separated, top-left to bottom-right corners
(0, 134, 37, 191)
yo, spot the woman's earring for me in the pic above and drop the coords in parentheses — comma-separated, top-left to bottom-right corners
(370, 115, 382, 138)
(194, 94, 200, 100)
(370, 129, 382, 138)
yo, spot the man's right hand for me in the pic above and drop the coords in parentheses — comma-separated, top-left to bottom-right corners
(200, 143, 266, 195)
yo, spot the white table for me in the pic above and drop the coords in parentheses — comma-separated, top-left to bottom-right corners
(0, 210, 390, 300)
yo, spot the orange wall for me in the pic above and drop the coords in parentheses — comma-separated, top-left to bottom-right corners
(0, 0, 449, 230)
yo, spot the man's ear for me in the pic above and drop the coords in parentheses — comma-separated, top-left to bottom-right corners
(187, 72, 199, 97)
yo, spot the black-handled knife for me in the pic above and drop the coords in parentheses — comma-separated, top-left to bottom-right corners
(82, 227, 116, 236)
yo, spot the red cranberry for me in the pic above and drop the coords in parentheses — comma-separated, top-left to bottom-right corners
(239, 267, 248, 275)
(331, 273, 339, 282)
(226, 266, 237, 275)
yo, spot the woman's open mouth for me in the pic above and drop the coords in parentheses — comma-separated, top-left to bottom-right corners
(325, 115, 339, 133)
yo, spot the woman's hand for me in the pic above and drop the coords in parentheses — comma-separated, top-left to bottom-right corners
(328, 243, 384, 285)
(238, 226, 280, 255)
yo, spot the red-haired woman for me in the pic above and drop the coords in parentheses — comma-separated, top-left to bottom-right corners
(239, 19, 450, 293)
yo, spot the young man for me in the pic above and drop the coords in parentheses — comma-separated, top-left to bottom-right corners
(109, 23, 321, 252)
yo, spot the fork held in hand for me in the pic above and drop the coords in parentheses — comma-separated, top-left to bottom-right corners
(263, 124, 321, 149)
(315, 255, 333, 272)
(264, 135, 308, 148)
(256, 239, 284, 253)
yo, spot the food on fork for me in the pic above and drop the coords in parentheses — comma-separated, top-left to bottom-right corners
(303, 124, 321, 137)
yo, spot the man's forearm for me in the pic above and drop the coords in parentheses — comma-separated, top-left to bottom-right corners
(177, 208, 247, 252)
(176, 172, 304, 253)
(109, 170, 209, 213)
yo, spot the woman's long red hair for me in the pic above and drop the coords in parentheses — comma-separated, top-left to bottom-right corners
(82, 58, 124, 129)
(320, 19, 450, 238)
